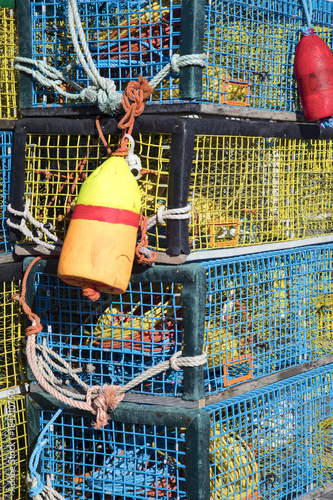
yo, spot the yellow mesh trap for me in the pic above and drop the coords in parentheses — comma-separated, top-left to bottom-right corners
(25, 133, 170, 251)
(17, 126, 333, 256)
(0, 7, 18, 119)
(189, 135, 333, 251)
(0, 394, 28, 499)
(0, 280, 26, 391)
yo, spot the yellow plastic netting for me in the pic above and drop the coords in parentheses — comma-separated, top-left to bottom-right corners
(210, 423, 259, 500)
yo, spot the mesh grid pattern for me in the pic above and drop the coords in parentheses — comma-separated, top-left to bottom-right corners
(33, 365, 333, 499)
(0, 131, 13, 254)
(207, 364, 333, 500)
(203, 0, 333, 111)
(25, 132, 171, 250)
(0, 395, 28, 500)
(0, 8, 18, 119)
(35, 272, 184, 396)
(29, 0, 333, 113)
(33, 243, 333, 398)
(38, 409, 187, 499)
(22, 132, 333, 255)
(0, 280, 26, 391)
(190, 135, 333, 250)
(30, 0, 182, 107)
(202, 244, 333, 394)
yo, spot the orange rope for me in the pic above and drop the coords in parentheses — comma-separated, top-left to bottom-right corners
(12, 256, 45, 336)
(114, 76, 154, 157)
(135, 214, 157, 265)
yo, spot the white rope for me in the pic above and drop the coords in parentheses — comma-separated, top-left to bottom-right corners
(138, 204, 191, 258)
(28, 475, 66, 500)
(146, 204, 192, 230)
(33, 336, 206, 403)
(14, 0, 206, 114)
(7, 199, 63, 252)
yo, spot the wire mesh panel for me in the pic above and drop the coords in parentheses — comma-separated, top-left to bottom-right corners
(22, 0, 333, 115)
(0, 7, 18, 119)
(27, 364, 333, 500)
(0, 395, 28, 500)
(0, 131, 13, 254)
(11, 120, 333, 256)
(29, 0, 182, 108)
(189, 134, 333, 251)
(202, 0, 333, 112)
(26, 242, 333, 400)
(23, 131, 170, 251)
(0, 278, 26, 391)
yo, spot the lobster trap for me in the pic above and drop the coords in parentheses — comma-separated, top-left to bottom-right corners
(9, 116, 333, 260)
(0, 6, 18, 120)
(0, 131, 13, 255)
(0, 262, 26, 392)
(16, 0, 333, 119)
(0, 394, 28, 500)
(23, 240, 333, 404)
(26, 363, 333, 500)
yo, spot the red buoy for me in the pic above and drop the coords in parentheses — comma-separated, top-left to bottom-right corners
(294, 31, 333, 121)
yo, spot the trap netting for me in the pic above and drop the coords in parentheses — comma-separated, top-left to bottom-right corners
(25, 242, 333, 400)
(0, 7, 18, 119)
(0, 278, 26, 391)
(23, 132, 170, 251)
(15, 130, 333, 255)
(0, 395, 28, 500)
(27, 363, 333, 500)
(26, 0, 333, 115)
(0, 131, 13, 254)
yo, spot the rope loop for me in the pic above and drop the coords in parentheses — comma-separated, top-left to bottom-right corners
(169, 351, 182, 371)
(301, 26, 314, 37)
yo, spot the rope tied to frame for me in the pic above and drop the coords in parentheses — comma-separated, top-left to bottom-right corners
(15, 0, 206, 115)
(16, 257, 207, 428)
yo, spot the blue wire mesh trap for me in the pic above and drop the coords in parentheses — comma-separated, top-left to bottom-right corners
(25, 241, 333, 401)
(27, 363, 333, 500)
(0, 394, 28, 500)
(23, 0, 333, 115)
(0, 131, 13, 255)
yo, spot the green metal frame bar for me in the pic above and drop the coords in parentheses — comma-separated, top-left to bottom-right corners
(0, 1, 15, 7)
(23, 257, 207, 401)
(16, 0, 32, 109)
(26, 392, 211, 500)
(179, 0, 206, 100)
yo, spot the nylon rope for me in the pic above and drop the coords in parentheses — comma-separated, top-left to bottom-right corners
(15, 0, 206, 115)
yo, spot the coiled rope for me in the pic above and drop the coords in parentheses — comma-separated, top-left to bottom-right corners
(15, 256, 207, 429)
(15, 0, 206, 115)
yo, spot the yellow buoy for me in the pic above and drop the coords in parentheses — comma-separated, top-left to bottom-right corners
(58, 156, 141, 295)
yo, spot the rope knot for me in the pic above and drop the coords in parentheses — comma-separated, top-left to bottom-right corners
(169, 351, 182, 371)
(301, 26, 314, 36)
(90, 384, 124, 429)
(82, 286, 100, 302)
(156, 205, 166, 225)
(28, 472, 45, 497)
(170, 53, 181, 74)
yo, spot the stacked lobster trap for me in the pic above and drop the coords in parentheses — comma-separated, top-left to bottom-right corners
(0, 1, 19, 120)
(10, 0, 333, 500)
(15, 0, 333, 119)
(0, 261, 29, 500)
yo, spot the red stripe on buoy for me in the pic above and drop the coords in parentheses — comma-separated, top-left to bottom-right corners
(72, 204, 140, 227)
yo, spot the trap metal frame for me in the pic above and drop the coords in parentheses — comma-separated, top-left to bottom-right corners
(9, 114, 333, 262)
(23, 243, 333, 407)
(16, 0, 333, 122)
(26, 363, 333, 500)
